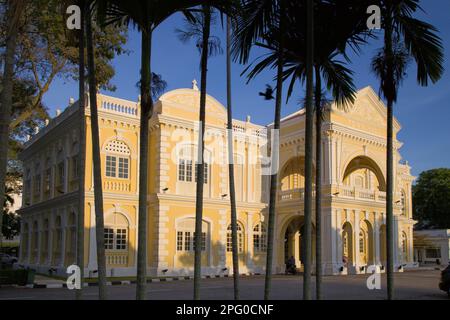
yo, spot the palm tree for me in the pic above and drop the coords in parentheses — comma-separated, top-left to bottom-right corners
(102, 0, 237, 300)
(303, 0, 314, 300)
(226, 15, 240, 300)
(85, 2, 108, 300)
(76, 0, 86, 300)
(371, 0, 443, 300)
(0, 0, 25, 250)
(232, 0, 285, 300)
(176, 5, 224, 300)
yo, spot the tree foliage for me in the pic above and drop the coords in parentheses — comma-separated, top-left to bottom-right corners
(413, 168, 450, 229)
(0, 0, 128, 131)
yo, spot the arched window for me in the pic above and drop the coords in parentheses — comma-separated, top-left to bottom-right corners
(227, 223, 244, 253)
(359, 231, 365, 254)
(41, 218, 49, 262)
(401, 191, 407, 216)
(105, 140, 131, 179)
(53, 216, 62, 264)
(176, 218, 208, 252)
(67, 213, 76, 263)
(104, 212, 129, 251)
(343, 232, 349, 257)
(253, 223, 267, 253)
(177, 145, 209, 184)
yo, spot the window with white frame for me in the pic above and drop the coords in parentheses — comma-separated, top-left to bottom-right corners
(44, 168, 51, 192)
(359, 231, 365, 254)
(227, 223, 244, 253)
(104, 140, 131, 179)
(253, 223, 267, 253)
(401, 190, 407, 216)
(104, 228, 128, 250)
(194, 162, 209, 184)
(57, 162, 65, 187)
(176, 218, 208, 252)
(178, 159, 197, 182)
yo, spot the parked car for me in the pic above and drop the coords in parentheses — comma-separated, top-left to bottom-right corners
(439, 263, 450, 297)
(0, 253, 18, 265)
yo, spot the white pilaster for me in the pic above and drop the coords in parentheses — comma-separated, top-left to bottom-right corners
(354, 210, 360, 271)
(374, 212, 381, 265)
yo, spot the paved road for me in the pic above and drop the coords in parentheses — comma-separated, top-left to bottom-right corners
(0, 270, 447, 300)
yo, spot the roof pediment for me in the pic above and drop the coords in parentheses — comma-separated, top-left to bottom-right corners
(331, 86, 401, 136)
(157, 88, 227, 125)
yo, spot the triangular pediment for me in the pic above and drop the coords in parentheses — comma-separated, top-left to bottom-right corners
(331, 86, 401, 136)
(157, 88, 226, 124)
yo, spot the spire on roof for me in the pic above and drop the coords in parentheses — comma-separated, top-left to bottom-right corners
(192, 79, 199, 91)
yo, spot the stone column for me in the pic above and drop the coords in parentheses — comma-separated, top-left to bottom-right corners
(374, 212, 381, 265)
(87, 203, 97, 270)
(354, 210, 360, 272)
(336, 209, 343, 271)
(393, 216, 399, 267)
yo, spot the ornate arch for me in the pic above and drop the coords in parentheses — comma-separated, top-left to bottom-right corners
(342, 155, 386, 191)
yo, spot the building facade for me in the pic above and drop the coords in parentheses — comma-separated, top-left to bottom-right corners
(17, 84, 416, 277)
(414, 229, 450, 266)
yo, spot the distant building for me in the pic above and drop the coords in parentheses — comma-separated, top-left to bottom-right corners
(414, 229, 450, 266)
(17, 84, 416, 277)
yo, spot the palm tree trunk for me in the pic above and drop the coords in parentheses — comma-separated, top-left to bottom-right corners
(384, 9, 395, 301)
(136, 28, 153, 301)
(75, 0, 86, 300)
(386, 98, 394, 300)
(303, 0, 314, 301)
(264, 0, 285, 301)
(86, 6, 107, 300)
(314, 66, 322, 300)
(193, 5, 211, 300)
(226, 16, 240, 300)
(0, 0, 24, 249)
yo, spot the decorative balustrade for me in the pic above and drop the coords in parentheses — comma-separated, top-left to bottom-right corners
(279, 188, 305, 201)
(106, 252, 128, 266)
(337, 185, 386, 202)
(104, 180, 131, 192)
(100, 99, 138, 117)
(278, 186, 387, 203)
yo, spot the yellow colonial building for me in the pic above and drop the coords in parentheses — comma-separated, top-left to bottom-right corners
(17, 83, 416, 277)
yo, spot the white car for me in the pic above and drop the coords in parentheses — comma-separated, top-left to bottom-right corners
(0, 253, 18, 265)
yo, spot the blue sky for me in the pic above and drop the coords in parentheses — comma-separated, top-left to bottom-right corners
(43, 0, 450, 177)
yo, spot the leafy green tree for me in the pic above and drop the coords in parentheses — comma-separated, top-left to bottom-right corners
(7, 0, 128, 130)
(2, 185, 21, 240)
(0, 0, 25, 251)
(371, 0, 444, 300)
(413, 168, 450, 229)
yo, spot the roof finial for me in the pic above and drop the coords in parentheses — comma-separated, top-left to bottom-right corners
(192, 79, 199, 91)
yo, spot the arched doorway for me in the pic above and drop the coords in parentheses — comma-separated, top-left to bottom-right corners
(342, 222, 353, 265)
(379, 224, 387, 265)
(359, 220, 374, 265)
(283, 216, 315, 271)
